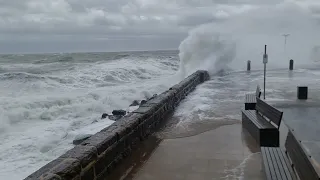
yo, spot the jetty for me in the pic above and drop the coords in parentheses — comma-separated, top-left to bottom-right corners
(24, 63, 320, 179)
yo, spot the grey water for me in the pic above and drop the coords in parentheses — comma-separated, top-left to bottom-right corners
(0, 50, 180, 179)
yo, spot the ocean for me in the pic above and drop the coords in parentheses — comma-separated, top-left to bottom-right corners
(0, 50, 183, 179)
(1, 49, 320, 179)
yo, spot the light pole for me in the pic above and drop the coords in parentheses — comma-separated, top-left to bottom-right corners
(263, 45, 268, 100)
(283, 34, 290, 60)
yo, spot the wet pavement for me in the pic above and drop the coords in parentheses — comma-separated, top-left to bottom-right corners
(113, 66, 320, 180)
(280, 106, 320, 177)
(132, 123, 264, 180)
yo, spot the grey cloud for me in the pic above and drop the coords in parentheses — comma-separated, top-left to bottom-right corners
(0, 0, 246, 36)
(177, 13, 219, 27)
(0, 0, 318, 53)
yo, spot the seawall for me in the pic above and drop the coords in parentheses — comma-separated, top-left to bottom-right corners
(24, 70, 210, 180)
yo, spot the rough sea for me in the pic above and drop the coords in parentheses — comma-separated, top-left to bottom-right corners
(1, 48, 320, 179)
(0, 50, 183, 179)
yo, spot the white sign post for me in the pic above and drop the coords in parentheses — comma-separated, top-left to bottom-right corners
(263, 45, 268, 99)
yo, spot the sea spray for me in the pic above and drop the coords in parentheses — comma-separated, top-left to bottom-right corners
(178, 1, 320, 77)
(178, 24, 236, 78)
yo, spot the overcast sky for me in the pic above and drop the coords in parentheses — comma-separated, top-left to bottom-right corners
(0, 0, 320, 53)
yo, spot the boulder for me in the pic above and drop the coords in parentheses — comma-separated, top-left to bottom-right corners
(73, 134, 92, 145)
(140, 100, 147, 106)
(101, 113, 109, 119)
(130, 100, 140, 106)
(112, 110, 126, 116)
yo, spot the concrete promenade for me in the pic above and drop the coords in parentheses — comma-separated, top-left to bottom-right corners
(132, 123, 264, 180)
(110, 68, 320, 180)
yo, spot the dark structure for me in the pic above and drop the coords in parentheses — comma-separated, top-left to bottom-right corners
(242, 97, 282, 147)
(289, 59, 294, 70)
(112, 110, 126, 116)
(101, 113, 108, 119)
(244, 85, 261, 110)
(24, 70, 210, 180)
(297, 86, 308, 99)
(247, 60, 251, 71)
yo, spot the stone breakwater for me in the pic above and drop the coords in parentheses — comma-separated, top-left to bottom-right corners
(24, 70, 210, 180)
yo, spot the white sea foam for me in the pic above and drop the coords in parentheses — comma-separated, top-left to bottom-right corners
(0, 52, 179, 179)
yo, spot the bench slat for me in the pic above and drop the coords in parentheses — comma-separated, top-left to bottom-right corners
(264, 147, 278, 179)
(273, 147, 289, 180)
(244, 85, 261, 110)
(256, 97, 283, 127)
(242, 110, 275, 129)
(269, 147, 283, 179)
(256, 100, 281, 122)
(276, 148, 294, 180)
(245, 84, 261, 103)
(243, 110, 263, 129)
(261, 147, 297, 180)
(261, 147, 273, 180)
(245, 94, 256, 103)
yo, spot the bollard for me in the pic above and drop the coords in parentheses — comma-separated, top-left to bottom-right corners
(297, 86, 308, 99)
(247, 60, 251, 71)
(289, 59, 294, 70)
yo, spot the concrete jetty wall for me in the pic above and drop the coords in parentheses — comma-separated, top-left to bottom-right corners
(25, 70, 210, 180)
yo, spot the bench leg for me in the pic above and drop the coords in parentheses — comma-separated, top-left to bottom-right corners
(260, 129, 279, 147)
(245, 103, 256, 110)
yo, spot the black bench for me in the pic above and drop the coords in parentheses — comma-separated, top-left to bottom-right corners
(261, 147, 297, 180)
(242, 97, 283, 147)
(245, 85, 261, 110)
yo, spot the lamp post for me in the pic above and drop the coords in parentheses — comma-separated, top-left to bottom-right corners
(283, 34, 290, 60)
(263, 45, 268, 99)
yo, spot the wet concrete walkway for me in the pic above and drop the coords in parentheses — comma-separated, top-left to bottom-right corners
(112, 68, 320, 180)
(132, 123, 265, 180)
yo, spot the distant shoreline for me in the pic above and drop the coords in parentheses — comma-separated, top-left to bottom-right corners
(0, 49, 179, 56)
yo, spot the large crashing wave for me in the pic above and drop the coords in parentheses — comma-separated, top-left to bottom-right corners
(177, 1, 320, 77)
(178, 24, 236, 78)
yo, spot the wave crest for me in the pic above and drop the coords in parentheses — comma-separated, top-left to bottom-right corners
(178, 24, 236, 78)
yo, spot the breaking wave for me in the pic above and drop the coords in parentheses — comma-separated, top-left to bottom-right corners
(178, 26, 236, 78)
(0, 50, 180, 180)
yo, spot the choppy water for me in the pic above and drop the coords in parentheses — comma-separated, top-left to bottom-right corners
(0, 50, 181, 179)
(1, 50, 320, 179)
